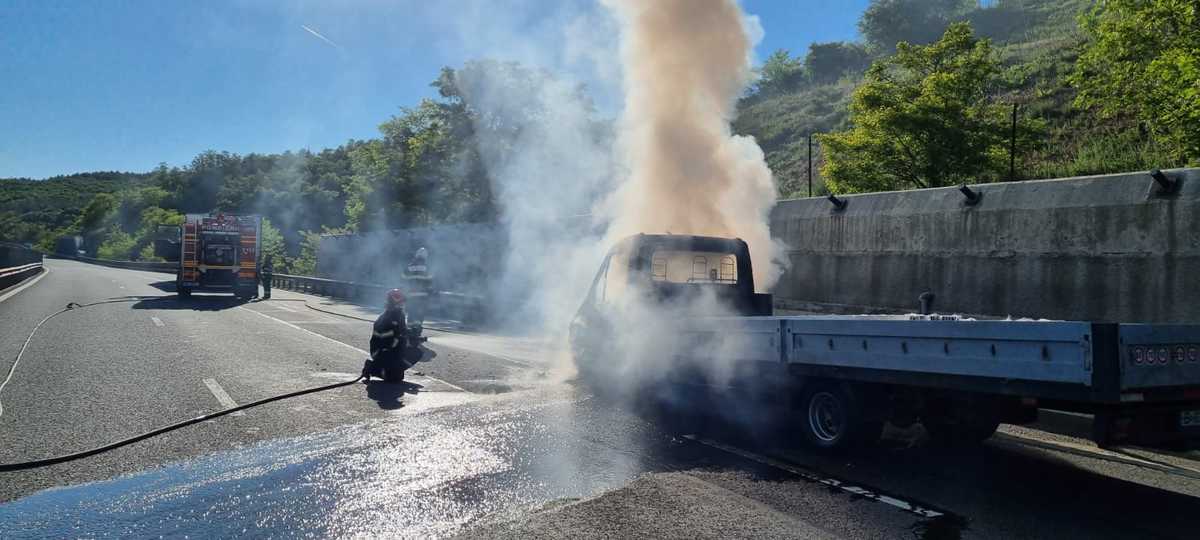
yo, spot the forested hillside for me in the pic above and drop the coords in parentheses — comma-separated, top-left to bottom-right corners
(2, 0, 1196, 270)
(735, 0, 1195, 195)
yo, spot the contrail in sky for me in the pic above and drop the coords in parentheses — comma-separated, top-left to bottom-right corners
(301, 24, 341, 49)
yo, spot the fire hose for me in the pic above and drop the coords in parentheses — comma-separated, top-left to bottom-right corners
(0, 299, 365, 472)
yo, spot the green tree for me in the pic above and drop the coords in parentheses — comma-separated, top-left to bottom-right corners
(259, 218, 287, 269)
(288, 230, 322, 276)
(1070, 0, 1200, 163)
(97, 229, 137, 260)
(820, 23, 1011, 192)
(754, 49, 806, 96)
(138, 206, 184, 231)
(805, 42, 872, 84)
(859, 0, 975, 53)
(76, 193, 118, 232)
(116, 186, 170, 230)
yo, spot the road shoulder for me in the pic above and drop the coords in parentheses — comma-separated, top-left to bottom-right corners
(455, 471, 840, 540)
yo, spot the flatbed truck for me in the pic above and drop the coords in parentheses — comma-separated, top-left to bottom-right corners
(570, 234, 1200, 450)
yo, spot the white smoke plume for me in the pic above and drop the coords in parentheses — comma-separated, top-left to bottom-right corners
(374, 0, 786, 390)
(601, 0, 785, 291)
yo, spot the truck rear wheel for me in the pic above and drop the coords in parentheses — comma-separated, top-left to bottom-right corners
(799, 384, 881, 452)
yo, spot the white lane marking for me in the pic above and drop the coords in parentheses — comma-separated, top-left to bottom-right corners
(284, 320, 355, 325)
(237, 306, 468, 393)
(202, 378, 244, 416)
(0, 265, 50, 304)
(274, 305, 298, 313)
(151, 316, 165, 327)
(683, 435, 945, 519)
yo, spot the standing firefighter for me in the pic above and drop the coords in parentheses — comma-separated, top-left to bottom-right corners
(260, 255, 274, 299)
(364, 289, 421, 383)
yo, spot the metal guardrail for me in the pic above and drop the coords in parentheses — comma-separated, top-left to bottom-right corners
(0, 262, 43, 292)
(271, 273, 383, 299)
(270, 273, 485, 322)
(0, 243, 45, 292)
(49, 254, 176, 273)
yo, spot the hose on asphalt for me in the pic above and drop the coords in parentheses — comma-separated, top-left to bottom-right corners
(0, 299, 365, 472)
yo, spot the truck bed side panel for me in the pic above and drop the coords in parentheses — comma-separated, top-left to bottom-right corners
(678, 318, 783, 366)
(781, 319, 1094, 385)
(1118, 324, 1200, 391)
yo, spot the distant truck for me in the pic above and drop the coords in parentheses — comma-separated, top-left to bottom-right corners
(171, 213, 261, 299)
(571, 234, 1200, 451)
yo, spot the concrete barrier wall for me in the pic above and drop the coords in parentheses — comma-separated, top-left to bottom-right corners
(0, 243, 42, 268)
(769, 168, 1200, 323)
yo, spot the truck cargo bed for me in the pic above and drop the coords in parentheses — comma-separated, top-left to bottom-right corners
(680, 316, 1200, 404)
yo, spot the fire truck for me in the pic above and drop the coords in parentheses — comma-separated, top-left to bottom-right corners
(175, 213, 262, 299)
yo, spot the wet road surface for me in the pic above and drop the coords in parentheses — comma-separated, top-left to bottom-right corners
(2, 260, 1200, 538)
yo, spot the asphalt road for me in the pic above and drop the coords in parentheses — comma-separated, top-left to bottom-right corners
(2, 259, 1200, 538)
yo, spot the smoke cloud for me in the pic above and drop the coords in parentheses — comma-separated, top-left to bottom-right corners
(309, 1, 786, 392)
(601, 0, 785, 291)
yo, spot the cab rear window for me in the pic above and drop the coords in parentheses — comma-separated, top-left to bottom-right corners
(650, 250, 737, 284)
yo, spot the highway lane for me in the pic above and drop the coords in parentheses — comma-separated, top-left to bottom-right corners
(0, 260, 919, 538)
(4, 259, 1200, 538)
(0, 259, 465, 501)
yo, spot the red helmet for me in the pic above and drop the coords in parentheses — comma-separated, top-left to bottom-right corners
(385, 289, 405, 309)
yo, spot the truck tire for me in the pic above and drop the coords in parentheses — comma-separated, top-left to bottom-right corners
(799, 384, 881, 452)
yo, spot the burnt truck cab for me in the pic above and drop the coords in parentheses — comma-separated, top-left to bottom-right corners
(569, 234, 772, 367)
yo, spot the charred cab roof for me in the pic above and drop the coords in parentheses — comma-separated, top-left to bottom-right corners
(612, 233, 750, 254)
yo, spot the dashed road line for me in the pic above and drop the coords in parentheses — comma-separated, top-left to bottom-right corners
(151, 316, 164, 327)
(202, 378, 244, 417)
(683, 435, 947, 519)
(274, 305, 298, 313)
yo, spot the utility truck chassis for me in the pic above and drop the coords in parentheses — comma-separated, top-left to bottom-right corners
(571, 234, 1200, 451)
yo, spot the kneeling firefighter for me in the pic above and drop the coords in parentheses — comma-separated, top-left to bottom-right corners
(364, 289, 425, 382)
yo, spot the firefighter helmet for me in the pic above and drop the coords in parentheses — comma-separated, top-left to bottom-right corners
(386, 289, 405, 309)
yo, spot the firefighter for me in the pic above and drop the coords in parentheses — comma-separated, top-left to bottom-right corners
(404, 247, 431, 284)
(364, 289, 410, 382)
(260, 255, 274, 299)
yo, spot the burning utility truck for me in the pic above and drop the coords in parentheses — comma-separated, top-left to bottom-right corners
(571, 234, 1200, 451)
(167, 213, 262, 299)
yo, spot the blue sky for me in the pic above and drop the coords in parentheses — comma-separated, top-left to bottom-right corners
(1, 0, 868, 179)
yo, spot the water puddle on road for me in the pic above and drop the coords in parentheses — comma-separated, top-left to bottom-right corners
(1, 418, 506, 538)
(0, 387, 652, 539)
